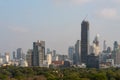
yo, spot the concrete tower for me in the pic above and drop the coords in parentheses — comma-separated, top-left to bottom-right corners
(32, 40, 45, 66)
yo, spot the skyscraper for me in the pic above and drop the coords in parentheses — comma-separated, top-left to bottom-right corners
(32, 40, 45, 66)
(112, 41, 120, 65)
(103, 40, 107, 51)
(92, 34, 100, 56)
(114, 41, 119, 51)
(81, 20, 89, 64)
(115, 50, 120, 65)
(5, 53, 10, 63)
(74, 40, 81, 65)
(17, 48, 23, 60)
(26, 49, 33, 67)
(68, 46, 74, 61)
(13, 51, 16, 60)
(53, 50, 56, 57)
(47, 48, 50, 54)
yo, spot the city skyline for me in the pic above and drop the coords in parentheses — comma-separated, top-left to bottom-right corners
(0, 0, 120, 54)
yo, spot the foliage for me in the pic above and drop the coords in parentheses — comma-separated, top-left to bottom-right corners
(0, 66, 120, 80)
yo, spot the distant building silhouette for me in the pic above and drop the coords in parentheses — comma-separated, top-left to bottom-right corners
(87, 53, 99, 68)
(81, 20, 89, 64)
(53, 50, 56, 57)
(74, 40, 81, 65)
(68, 46, 74, 61)
(103, 40, 107, 51)
(26, 49, 33, 67)
(5, 53, 10, 63)
(112, 41, 120, 65)
(114, 41, 119, 51)
(13, 51, 16, 60)
(17, 48, 23, 60)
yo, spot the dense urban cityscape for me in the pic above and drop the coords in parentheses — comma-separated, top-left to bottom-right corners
(0, 20, 120, 80)
(0, 0, 120, 80)
(0, 20, 120, 69)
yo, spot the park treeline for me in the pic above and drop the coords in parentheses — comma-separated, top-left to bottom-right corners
(0, 66, 120, 80)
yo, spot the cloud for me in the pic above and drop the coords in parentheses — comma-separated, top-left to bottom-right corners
(71, 0, 93, 4)
(52, 0, 93, 5)
(114, 0, 120, 2)
(9, 26, 29, 33)
(96, 8, 118, 19)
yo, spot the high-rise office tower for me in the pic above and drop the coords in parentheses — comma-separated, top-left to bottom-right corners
(13, 51, 16, 59)
(32, 40, 45, 66)
(68, 46, 74, 61)
(106, 47, 112, 53)
(17, 48, 23, 60)
(103, 40, 107, 51)
(81, 20, 89, 64)
(5, 53, 10, 63)
(26, 49, 33, 67)
(114, 41, 119, 51)
(74, 40, 81, 65)
(53, 50, 56, 57)
(112, 41, 120, 65)
(47, 48, 50, 54)
(92, 34, 100, 56)
(115, 50, 120, 65)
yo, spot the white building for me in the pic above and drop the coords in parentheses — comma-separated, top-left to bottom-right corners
(90, 34, 100, 56)
(19, 59, 28, 67)
(5, 53, 10, 63)
(46, 54, 52, 66)
(0, 58, 3, 65)
(106, 59, 114, 66)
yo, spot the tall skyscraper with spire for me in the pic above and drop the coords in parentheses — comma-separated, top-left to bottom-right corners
(81, 20, 89, 64)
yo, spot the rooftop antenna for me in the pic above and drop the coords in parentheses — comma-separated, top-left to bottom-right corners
(83, 15, 88, 21)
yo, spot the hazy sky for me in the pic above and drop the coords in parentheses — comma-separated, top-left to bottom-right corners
(0, 0, 120, 54)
